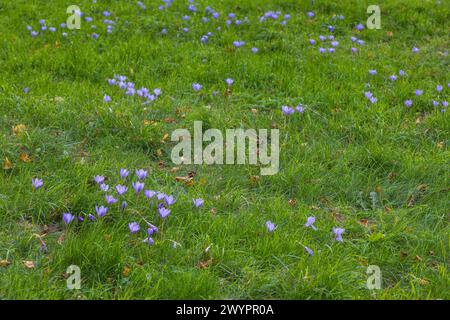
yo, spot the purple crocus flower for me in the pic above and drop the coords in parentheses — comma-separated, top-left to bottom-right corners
(96, 205, 108, 217)
(233, 40, 245, 48)
(369, 97, 378, 104)
(351, 47, 357, 53)
(39, 239, 48, 254)
(433, 100, 439, 107)
(390, 75, 397, 81)
(193, 198, 204, 208)
(158, 207, 170, 219)
(304, 246, 314, 256)
(442, 101, 448, 107)
(156, 192, 166, 200)
(164, 195, 176, 206)
(100, 184, 109, 192)
(143, 237, 154, 245)
(63, 213, 74, 225)
(355, 23, 364, 31)
(94, 175, 105, 184)
(412, 46, 419, 53)
(415, 89, 423, 96)
(309, 39, 315, 45)
(105, 194, 118, 205)
(369, 69, 377, 75)
(331, 41, 339, 47)
(144, 190, 157, 199)
(78, 216, 84, 222)
(319, 47, 326, 54)
(147, 223, 158, 235)
(305, 216, 317, 230)
(328, 48, 335, 54)
(121, 201, 127, 211)
(129, 222, 140, 234)
(120, 168, 129, 178)
(135, 169, 147, 180)
(251, 47, 259, 53)
(192, 83, 203, 91)
(32, 178, 44, 189)
(103, 95, 111, 103)
(265, 220, 276, 232)
(307, 11, 315, 18)
(296, 104, 305, 113)
(332, 227, 345, 242)
(399, 70, 406, 76)
(404, 100, 413, 107)
(88, 214, 95, 221)
(281, 106, 295, 115)
(132, 181, 144, 193)
(436, 85, 443, 92)
(319, 35, 326, 42)
(116, 184, 127, 196)
(225, 78, 234, 86)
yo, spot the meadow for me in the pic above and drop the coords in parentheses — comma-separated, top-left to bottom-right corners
(0, 0, 448, 299)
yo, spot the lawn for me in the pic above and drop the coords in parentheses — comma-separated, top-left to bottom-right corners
(0, 0, 448, 299)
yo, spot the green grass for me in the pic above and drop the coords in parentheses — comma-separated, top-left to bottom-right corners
(0, 0, 449, 299)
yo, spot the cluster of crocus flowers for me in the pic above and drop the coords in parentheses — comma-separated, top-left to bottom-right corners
(106, 75, 161, 104)
(282, 103, 306, 116)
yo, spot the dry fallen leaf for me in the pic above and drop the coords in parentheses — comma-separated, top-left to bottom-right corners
(359, 219, 369, 227)
(437, 141, 444, 149)
(12, 124, 27, 135)
(57, 234, 65, 245)
(0, 259, 11, 267)
(19, 153, 32, 163)
(197, 259, 213, 269)
(122, 266, 131, 277)
(288, 199, 297, 206)
(3, 157, 13, 170)
(23, 260, 35, 269)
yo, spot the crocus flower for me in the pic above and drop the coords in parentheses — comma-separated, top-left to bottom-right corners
(296, 104, 305, 113)
(351, 47, 357, 53)
(370, 97, 378, 104)
(390, 75, 397, 81)
(225, 78, 234, 86)
(309, 39, 315, 45)
(319, 47, 326, 54)
(251, 47, 259, 53)
(355, 23, 364, 31)
(116, 184, 127, 195)
(159, 207, 170, 219)
(105, 194, 118, 205)
(132, 181, 144, 193)
(282, 106, 295, 115)
(266, 220, 276, 232)
(156, 192, 166, 200)
(78, 216, 84, 222)
(88, 214, 95, 221)
(164, 195, 176, 206)
(331, 41, 339, 47)
(307, 11, 315, 18)
(399, 70, 406, 76)
(304, 246, 314, 256)
(412, 46, 419, 53)
(103, 95, 111, 103)
(433, 100, 439, 107)
(193, 198, 204, 208)
(135, 169, 147, 180)
(415, 89, 423, 96)
(39, 239, 48, 254)
(100, 184, 109, 192)
(129, 222, 140, 234)
(333, 227, 345, 242)
(143, 237, 154, 245)
(147, 223, 158, 235)
(120, 168, 129, 178)
(436, 85, 443, 92)
(328, 48, 335, 54)
(192, 83, 202, 91)
(404, 99, 413, 107)
(369, 69, 377, 75)
(305, 216, 317, 230)
(94, 175, 105, 184)
(319, 35, 326, 42)
(32, 178, 43, 189)
(144, 190, 157, 199)
(96, 205, 108, 217)
(63, 213, 74, 224)
(442, 101, 448, 107)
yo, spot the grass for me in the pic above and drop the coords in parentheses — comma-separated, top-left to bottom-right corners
(0, 0, 448, 299)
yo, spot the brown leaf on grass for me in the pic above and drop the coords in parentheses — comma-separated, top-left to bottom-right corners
(3, 157, 13, 170)
(57, 234, 65, 245)
(122, 266, 131, 277)
(400, 251, 408, 258)
(19, 153, 32, 163)
(388, 172, 396, 182)
(158, 161, 165, 169)
(251, 108, 258, 114)
(415, 255, 423, 262)
(23, 260, 35, 269)
(170, 167, 179, 173)
(407, 195, 416, 207)
(358, 219, 369, 227)
(197, 259, 213, 269)
(156, 149, 162, 157)
(386, 31, 394, 37)
(250, 175, 260, 184)
(163, 117, 176, 123)
(416, 184, 428, 192)
(332, 211, 345, 222)
(437, 141, 444, 149)
(12, 124, 27, 135)
(288, 199, 297, 206)
(210, 208, 217, 215)
(418, 278, 429, 285)
(160, 133, 169, 143)
(0, 259, 11, 267)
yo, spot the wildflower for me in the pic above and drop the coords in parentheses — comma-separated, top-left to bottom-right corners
(415, 89, 423, 96)
(305, 216, 317, 230)
(129, 222, 140, 234)
(94, 175, 105, 184)
(103, 95, 111, 103)
(143, 237, 154, 245)
(115, 185, 127, 196)
(282, 106, 294, 115)
(309, 39, 315, 45)
(436, 85, 443, 92)
(96, 205, 108, 217)
(100, 184, 109, 192)
(307, 11, 315, 18)
(319, 47, 326, 54)
(63, 213, 75, 225)
(92, 33, 99, 39)
(265, 220, 276, 232)
(88, 214, 95, 221)
(156, 192, 166, 200)
(193, 198, 204, 208)
(433, 101, 439, 107)
(32, 178, 43, 189)
(369, 69, 377, 75)
(120, 168, 129, 178)
(399, 70, 406, 76)
(159, 207, 170, 219)
(135, 169, 147, 180)
(233, 40, 245, 48)
(412, 46, 419, 53)
(357, 39, 364, 46)
(164, 195, 176, 206)
(328, 48, 335, 53)
(304, 246, 314, 256)
(78, 216, 84, 222)
(319, 35, 326, 42)
(192, 83, 203, 91)
(147, 223, 158, 235)
(39, 239, 48, 254)
(331, 41, 339, 47)
(332, 227, 345, 242)
(251, 47, 259, 53)
(370, 97, 378, 104)
(390, 75, 397, 81)
(296, 104, 305, 113)
(351, 47, 357, 53)
(105, 194, 118, 205)
(132, 181, 144, 193)
(364, 91, 373, 99)
(442, 101, 448, 107)
(225, 78, 234, 86)
(404, 99, 413, 107)
(355, 23, 364, 31)
(31, 31, 38, 37)
(144, 190, 157, 199)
